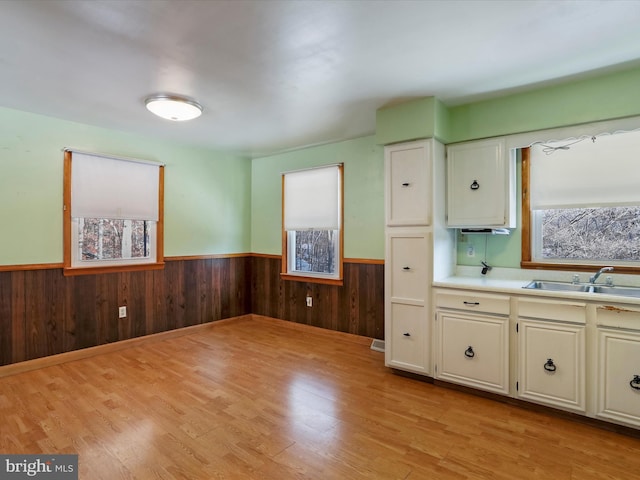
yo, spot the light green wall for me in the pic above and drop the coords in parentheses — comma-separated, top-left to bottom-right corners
(447, 66, 640, 143)
(375, 97, 437, 145)
(0, 106, 251, 265)
(5, 65, 640, 268)
(251, 136, 384, 259)
(451, 67, 640, 269)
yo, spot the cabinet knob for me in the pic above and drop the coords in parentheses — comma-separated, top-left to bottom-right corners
(401, 182, 410, 187)
(630, 375, 640, 390)
(543, 358, 557, 372)
(403, 332, 411, 337)
(464, 346, 475, 358)
(470, 180, 480, 190)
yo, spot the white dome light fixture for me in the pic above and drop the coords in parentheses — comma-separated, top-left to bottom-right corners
(145, 94, 203, 121)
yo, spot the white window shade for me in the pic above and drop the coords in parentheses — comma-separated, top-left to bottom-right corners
(530, 131, 640, 209)
(284, 165, 341, 230)
(70, 152, 160, 220)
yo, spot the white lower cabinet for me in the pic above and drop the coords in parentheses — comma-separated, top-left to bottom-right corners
(428, 287, 640, 431)
(517, 319, 585, 412)
(388, 303, 427, 372)
(597, 328, 640, 427)
(435, 291, 509, 394)
(385, 230, 431, 375)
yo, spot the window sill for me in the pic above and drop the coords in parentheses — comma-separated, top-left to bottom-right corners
(63, 262, 165, 276)
(280, 273, 343, 286)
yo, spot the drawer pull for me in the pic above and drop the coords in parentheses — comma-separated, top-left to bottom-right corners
(543, 358, 557, 373)
(463, 301, 480, 306)
(464, 346, 475, 358)
(401, 182, 410, 187)
(470, 180, 480, 190)
(402, 266, 411, 271)
(630, 375, 640, 390)
(403, 332, 411, 337)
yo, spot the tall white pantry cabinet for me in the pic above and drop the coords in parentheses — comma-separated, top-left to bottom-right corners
(384, 139, 453, 375)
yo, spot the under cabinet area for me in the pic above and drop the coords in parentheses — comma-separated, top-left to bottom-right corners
(446, 137, 515, 228)
(516, 299, 586, 413)
(435, 290, 510, 394)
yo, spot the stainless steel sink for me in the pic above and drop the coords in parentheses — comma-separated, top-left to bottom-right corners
(590, 285, 640, 298)
(524, 280, 640, 298)
(523, 280, 591, 293)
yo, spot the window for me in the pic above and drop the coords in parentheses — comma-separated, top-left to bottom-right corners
(63, 150, 164, 275)
(522, 129, 640, 271)
(282, 164, 343, 285)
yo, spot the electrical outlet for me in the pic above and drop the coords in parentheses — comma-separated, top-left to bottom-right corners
(306, 296, 312, 307)
(467, 245, 475, 257)
(118, 306, 127, 318)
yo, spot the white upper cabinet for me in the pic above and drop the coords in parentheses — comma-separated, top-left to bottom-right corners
(385, 140, 431, 226)
(446, 137, 515, 228)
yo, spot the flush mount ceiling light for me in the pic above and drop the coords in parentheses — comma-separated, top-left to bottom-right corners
(144, 94, 203, 121)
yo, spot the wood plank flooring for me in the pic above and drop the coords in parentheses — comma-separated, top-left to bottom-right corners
(1, 315, 640, 479)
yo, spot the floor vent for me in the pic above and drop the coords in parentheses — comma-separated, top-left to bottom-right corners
(370, 339, 385, 352)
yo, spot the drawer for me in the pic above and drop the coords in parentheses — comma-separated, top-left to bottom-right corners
(596, 304, 640, 330)
(435, 290, 509, 315)
(518, 298, 586, 324)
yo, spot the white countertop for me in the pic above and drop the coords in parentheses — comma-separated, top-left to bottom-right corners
(434, 266, 640, 306)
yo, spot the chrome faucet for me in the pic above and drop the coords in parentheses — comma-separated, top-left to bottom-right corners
(589, 266, 614, 284)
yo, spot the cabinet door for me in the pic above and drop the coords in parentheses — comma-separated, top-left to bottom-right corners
(446, 137, 513, 228)
(597, 329, 640, 427)
(388, 233, 429, 303)
(385, 141, 431, 226)
(385, 230, 431, 375)
(436, 311, 509, 394)
(518, 320, 585, 412)
(387, 303, 427, 372)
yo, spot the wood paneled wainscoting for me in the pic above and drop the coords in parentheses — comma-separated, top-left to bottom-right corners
(251, 255, 384, 340)
(0, 255, 383, 367)
(0, 257, 251, 367)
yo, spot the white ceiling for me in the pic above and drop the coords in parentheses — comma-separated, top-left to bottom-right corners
(2, 0, 640, 157)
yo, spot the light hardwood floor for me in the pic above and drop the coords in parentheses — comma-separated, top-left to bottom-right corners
(1, 315, 640, 479)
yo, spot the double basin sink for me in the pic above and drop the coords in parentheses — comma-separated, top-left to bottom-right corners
(524, 280, 640, 298)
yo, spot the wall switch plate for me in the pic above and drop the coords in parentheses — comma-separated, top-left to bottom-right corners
(306, 296, 312, 307)
(467, 245, 475, 257)
(118, 306, 127, 318)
